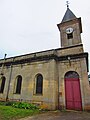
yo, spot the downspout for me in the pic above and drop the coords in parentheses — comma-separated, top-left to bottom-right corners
(6, 58, 14, 101)
(0, 54, 7, 75)
(57, 61, 60, 109)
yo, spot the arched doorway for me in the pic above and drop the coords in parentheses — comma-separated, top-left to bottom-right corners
(65, 71, 82, 110)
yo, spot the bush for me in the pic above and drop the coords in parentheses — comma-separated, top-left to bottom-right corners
(5, 101, 15, 106)
(0, 102, 5, 105)
(12, 102, 39, 110)
(0, 101, 39, 110)
(0, 101, 14, 106)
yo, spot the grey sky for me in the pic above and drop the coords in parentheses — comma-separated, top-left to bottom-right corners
(0, 0, 90, 69)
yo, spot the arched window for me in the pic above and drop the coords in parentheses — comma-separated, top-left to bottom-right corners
(36, 74, 43, 94)
(15, 75, 22, 94)
(0, 76, 6, 93)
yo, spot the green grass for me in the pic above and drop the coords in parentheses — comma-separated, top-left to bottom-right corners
(0, 105, 40, 120)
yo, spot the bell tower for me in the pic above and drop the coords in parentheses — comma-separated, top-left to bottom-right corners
(57, 5, 82, 48)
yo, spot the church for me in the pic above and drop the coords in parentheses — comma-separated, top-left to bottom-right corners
(0, 6, 90, 111)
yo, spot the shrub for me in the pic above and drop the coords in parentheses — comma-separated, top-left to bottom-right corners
(5, 101, 15, 106)
(0, 101, 39, 110)
(0, 101, 5, 105)
(12, 102, 39, 110)
(0, 101, 14, 106)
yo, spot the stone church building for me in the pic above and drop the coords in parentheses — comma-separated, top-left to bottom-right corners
(0, 7, 90, 111)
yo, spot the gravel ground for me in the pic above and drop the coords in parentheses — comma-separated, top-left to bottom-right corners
(19, 110, 90, 120)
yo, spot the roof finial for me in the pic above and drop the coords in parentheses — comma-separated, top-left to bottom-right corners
(66, 1, 70, 8)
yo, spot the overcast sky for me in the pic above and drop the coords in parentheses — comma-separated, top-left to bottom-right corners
(0, 0, 90, 69)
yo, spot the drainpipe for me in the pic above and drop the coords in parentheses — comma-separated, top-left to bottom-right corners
(58, 64, 60, 110)
(6, 58, 14, 101)
(0, 54, 7, 75)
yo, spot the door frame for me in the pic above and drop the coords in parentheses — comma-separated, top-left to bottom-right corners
(64, 71, 82, 110)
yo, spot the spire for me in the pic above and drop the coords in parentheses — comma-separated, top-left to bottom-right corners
(61, 2, 76, 23)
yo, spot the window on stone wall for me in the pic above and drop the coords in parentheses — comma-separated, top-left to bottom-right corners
(67, 33, 73, 46)
(15, 75, 22, 94)
(67, 33, 73, 39)
(0, 76, 6, 93)
(36, 74, 43, 94)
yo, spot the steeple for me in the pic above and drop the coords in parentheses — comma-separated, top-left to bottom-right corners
(57, 4, 82, 48)
(61, 8, 77, 23)
(61, 1, 76, 23)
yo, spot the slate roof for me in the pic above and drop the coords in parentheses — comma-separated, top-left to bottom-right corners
(61, 8, 77, 23)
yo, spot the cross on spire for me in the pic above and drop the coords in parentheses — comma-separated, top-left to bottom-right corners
(66, 1, 70, 8)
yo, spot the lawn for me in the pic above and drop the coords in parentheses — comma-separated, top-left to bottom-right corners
(0, 105, 40, 120)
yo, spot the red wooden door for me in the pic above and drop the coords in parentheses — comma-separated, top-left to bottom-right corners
(65, 72, 82, 110)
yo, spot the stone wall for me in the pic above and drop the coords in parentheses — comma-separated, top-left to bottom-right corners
(0, 45, 89, 110)
(58, 56, 90, 110)
(0, 59, 58, 110)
